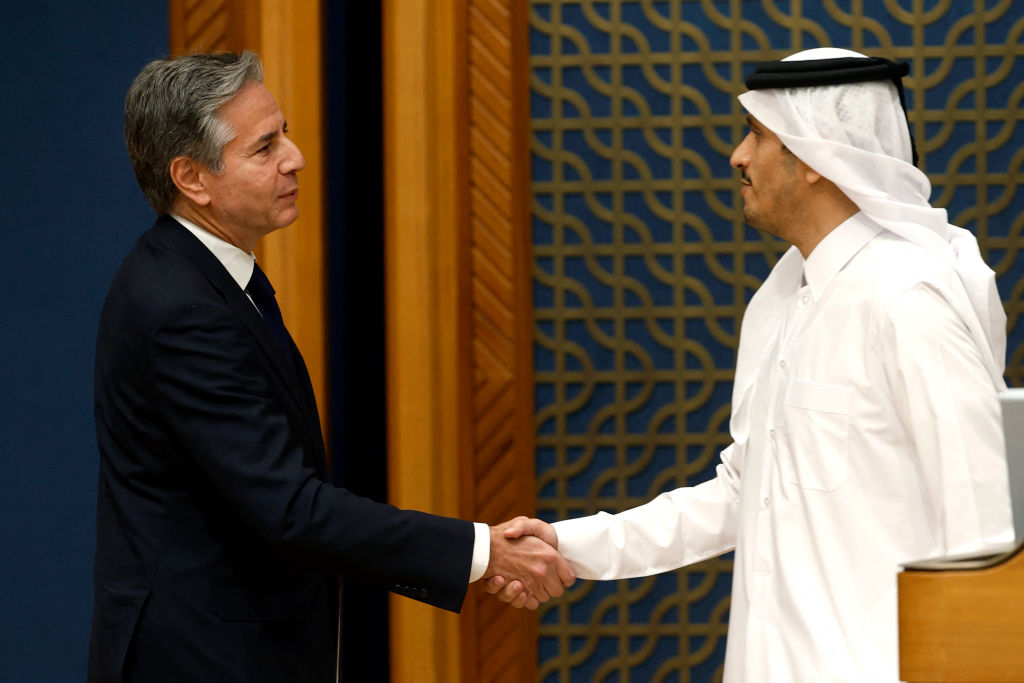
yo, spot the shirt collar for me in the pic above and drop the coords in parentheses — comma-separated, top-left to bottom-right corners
(170, 214, 255, 292)
(802, 212, 883, 301)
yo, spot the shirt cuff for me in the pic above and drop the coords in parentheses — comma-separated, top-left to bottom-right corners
(468, 522, 490, 583)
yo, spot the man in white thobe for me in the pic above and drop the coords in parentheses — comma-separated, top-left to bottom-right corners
(489, 48, 1013, 682)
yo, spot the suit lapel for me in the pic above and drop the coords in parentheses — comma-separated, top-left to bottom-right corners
(290, 342, 329, 471)
(152, 217, 329, 478)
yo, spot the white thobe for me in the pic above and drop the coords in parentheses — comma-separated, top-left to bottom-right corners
(553, 213, 1013, 682)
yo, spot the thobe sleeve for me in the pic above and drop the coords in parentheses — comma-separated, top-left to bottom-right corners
(553, 447, 742, 580)
(880, 283, 1013, 553)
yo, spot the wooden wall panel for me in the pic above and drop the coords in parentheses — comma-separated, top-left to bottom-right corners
(384, 0, 536, 681)
(465, 0, 538, 682)
(383, 0, 469, 679)
(169, 0, 260, 55)
(168, 0, 327, 441)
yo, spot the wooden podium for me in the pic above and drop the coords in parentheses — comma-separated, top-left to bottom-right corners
(898, 542, 1024, 682)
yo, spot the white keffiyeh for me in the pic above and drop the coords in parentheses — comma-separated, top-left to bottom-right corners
(738, 47, 1007, 387)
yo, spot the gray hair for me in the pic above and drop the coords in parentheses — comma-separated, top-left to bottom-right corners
(125, 51, 264, 214)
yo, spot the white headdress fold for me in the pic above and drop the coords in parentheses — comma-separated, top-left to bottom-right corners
(738, 47, 1006, 386)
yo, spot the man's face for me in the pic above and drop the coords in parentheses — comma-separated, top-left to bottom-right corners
(729, 114, 802, 239)
(201, 82, 305, 245)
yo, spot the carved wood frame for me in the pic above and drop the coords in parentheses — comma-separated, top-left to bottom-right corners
(383, 0, 536, 681)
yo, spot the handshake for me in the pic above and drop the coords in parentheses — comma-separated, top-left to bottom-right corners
(482, 516, 575, 610)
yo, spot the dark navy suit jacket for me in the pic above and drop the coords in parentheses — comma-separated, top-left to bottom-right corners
(89, 216, 474, 682)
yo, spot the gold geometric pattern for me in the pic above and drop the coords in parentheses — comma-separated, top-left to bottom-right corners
(531, 1, 1024, 680)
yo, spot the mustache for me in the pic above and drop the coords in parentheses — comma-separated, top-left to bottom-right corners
(740, 170, 751, 185)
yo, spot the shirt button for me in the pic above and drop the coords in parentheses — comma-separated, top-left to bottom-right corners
(778, 359, 786, 370)
(768, 428, 776, 439)
(762, 497, 771, 509)
(801, 294, 810, 305)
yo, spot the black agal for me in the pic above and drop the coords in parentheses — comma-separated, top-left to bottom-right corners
(744, 56, 918, 165)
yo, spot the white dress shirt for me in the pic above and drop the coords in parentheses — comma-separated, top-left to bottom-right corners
(170, 215, 491, 582)
(554, 213, 1013, 682)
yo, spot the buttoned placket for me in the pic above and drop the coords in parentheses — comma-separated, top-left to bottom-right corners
(750, 281, 816, 578)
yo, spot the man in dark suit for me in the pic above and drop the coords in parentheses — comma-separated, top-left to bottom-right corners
(89, 51, 572, 682)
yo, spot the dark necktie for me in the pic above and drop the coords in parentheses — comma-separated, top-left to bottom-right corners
(246, 262, 295, 370)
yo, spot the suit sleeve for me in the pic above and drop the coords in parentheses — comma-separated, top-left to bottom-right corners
(148, 297, 474, 611)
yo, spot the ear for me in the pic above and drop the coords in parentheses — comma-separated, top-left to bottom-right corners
(802, 162, 823, 185)
(169, 156, 212, 207)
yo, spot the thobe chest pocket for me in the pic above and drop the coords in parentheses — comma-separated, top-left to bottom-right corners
(780, 379, 854, 491)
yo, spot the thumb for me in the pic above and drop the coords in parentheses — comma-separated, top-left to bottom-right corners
(528, 519, 558, 549)
(500, 516, 533, 539)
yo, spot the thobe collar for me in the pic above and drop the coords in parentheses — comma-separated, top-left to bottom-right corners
(801, 212, 883, 302)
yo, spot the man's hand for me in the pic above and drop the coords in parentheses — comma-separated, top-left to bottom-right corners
(483, 517, 572, 609)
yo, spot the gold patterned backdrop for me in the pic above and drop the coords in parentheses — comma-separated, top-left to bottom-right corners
(530, 1, 1024, 681)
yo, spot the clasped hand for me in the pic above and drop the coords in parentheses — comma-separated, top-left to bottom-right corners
(483, 516, 574, 610)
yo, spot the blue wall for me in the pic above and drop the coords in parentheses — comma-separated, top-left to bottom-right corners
(0, 3, 167, 679)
